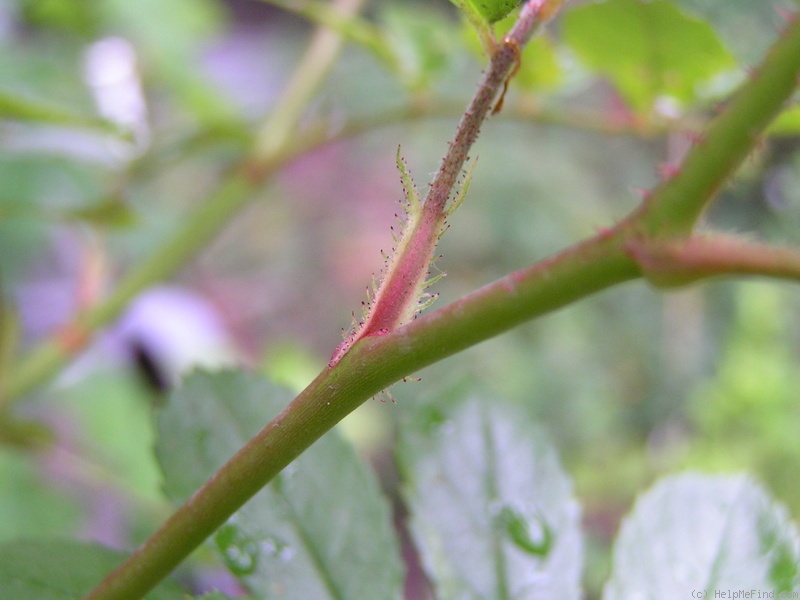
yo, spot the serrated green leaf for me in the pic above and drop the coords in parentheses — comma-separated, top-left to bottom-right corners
(0, 540, 183, 599)
(399, 400, 582, 599)
(604, 473, 800, 600)
(562, 0, 736, 114)
(156, 370, 404, 600)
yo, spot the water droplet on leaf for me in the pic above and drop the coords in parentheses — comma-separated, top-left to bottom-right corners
(262, 536, 293, 563)
(215, 524, 260, 576)
(496, 506, 553, 557)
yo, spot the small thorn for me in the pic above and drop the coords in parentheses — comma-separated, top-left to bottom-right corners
(752, 135, 768, 155)
(775, 7, 797, 23)
(712, 101, 727, 116)
(658, 163, 680, 180)
(594, 225, 616, 241)
(633, 187, 653, 200)
(686, 131, 706, 145)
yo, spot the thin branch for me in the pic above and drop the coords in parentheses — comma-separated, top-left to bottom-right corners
(328, 0, 565, 367)
(625, 234, 800, 287)
(425, 0, 563, 216)
(255, 0, 397, 74)
(252, 0, 371, 164)
(633, 14, 800, 236)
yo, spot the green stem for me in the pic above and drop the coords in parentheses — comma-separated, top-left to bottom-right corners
(0, 89, 123, 135)
(328, 7, 538, 364)
(255, 0, 396, 78)
(634, 15, 800, 236)
(626, 234, 800, 287)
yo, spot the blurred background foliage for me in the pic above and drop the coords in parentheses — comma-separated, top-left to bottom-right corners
(0, 0, 799, 597)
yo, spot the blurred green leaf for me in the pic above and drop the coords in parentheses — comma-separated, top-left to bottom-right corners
(768, 104, 800, 134)
(156, 370, 404, 599)
(380, 5, 459, 91)
(515, 35, 562, 91)
(58, 372, 164, 504)
(398, 400, 582, 599)
(671, 0, 789, 63)
(462, 19, 562, 91)
(562, 0, 736, 114)
(0, 417, 53, 450)
(259, 0, 398, 72)
(66, 197, 138, 228)
(450, 0, 522, 25)
(196, 593, 249, 600)
(604, 473, 800, 599)
(0, 451, 81, 540)
(476, 0, 523, 24)
(101, 0, 238, 125)
(20, 0, 100, 38)
(0, 297, 20, 401)
(0, 156, 112, 219)
(0, 220, 49, 285)
(261, 342, 322, 393)
(102, 0, 222, 65)
(0, 539, 184, 599)
(686, 284, 800, 513)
